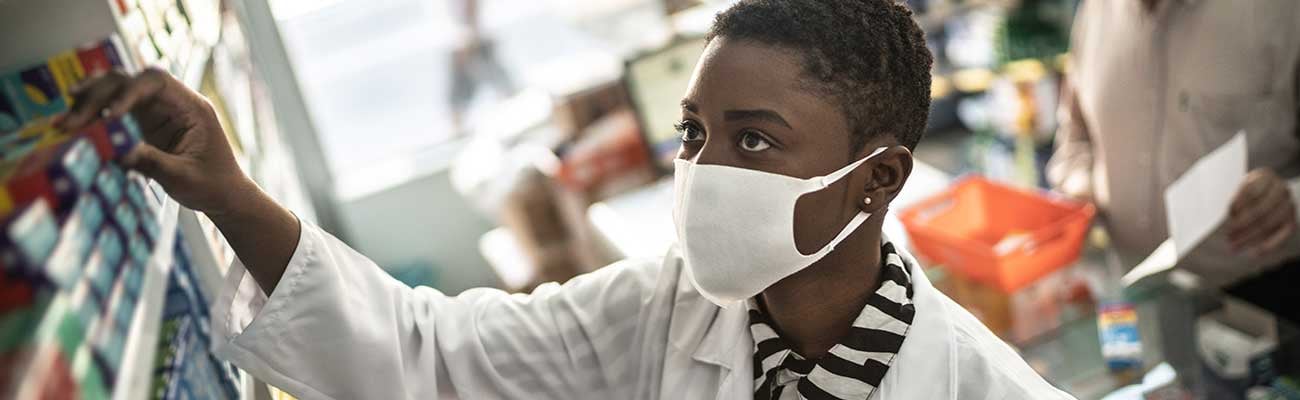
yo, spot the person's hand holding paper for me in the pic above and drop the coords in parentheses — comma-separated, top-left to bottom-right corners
(1226, 168, 1298, 257)
(1164, 132, 1298, 260)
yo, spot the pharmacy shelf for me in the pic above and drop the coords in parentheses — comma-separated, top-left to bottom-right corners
(111, 194, 181, 400)
(182, 44, 214, 92)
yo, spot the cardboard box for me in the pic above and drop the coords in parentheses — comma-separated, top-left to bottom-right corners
(497, 169, 620, 291)
(942, 260, 1095, 343)
(552, 81, 630, 139)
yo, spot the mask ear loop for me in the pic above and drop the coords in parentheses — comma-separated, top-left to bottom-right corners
(799, 147, 885, 257)
(817, 146, 888, 188)
(800, 211, 871, 257)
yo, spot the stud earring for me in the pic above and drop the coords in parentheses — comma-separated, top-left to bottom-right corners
(863, 197, 873, 205)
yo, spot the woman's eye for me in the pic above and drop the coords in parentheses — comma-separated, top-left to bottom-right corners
(739, 131, 772, 152)
(676, 122, 705, 142)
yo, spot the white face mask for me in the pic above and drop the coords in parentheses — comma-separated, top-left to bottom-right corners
(672, 147, 888, 307)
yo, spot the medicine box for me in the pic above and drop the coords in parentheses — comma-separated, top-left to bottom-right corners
(8, 64, 69, 120)
(105, 116, 142, 160)
(4, 137, 102, 215)
(47, 51, 86, 105)
(1, 200, 59, 273)
(0, 87, 21, 133)
(94, 164, 127, 206)
(77, 38, 126, 78)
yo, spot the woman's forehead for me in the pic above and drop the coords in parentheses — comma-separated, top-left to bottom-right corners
(682, 37, 849, 134)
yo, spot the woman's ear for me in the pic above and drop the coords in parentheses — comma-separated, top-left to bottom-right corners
(858, 145, 914, 214)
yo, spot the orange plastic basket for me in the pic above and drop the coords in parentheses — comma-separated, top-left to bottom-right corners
(898, 176, 1095, 293)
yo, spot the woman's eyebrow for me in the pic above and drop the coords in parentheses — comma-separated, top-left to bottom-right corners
(680, 99, 698, 112)
(724, 109, 792, 129)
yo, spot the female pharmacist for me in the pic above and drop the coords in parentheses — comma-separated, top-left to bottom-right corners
(58, 1, 1073, 399)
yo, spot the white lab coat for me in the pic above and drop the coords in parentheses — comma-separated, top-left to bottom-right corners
(211, 223, 1076, 399)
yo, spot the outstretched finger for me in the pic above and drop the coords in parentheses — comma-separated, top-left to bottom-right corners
(106, 67, 170, 118)
(57, 70, 129, 131)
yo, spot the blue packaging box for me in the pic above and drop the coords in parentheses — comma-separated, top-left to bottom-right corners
(1, 200, 59, 273)
(6, 64, 69, 120)
(105, 116, 142, 159)
(94, 164, 127, 206)
(127, 230, 149, 273)
(110, 201, 138, 243)
(0, 85, 21, 133)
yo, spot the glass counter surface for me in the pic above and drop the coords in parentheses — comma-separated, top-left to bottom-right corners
(1013, 270, 1297, 400)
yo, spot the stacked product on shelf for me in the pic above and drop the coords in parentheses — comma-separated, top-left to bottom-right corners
(149, 239, 240, 400)
(111, 0, 221, 84)
(0, 37, 167, 400)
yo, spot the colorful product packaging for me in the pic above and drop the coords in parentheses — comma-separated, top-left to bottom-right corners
(44, 208, 93, 289)
(105, 115, 142, 160)
(125, 178, 149, 215)
(44, 195, 108, 289)
(109, 202, 138, 246)
(80, 121, 115, 162)
(126, 229, 150, 271)
(0, 125, 46, 163)
(67, 283, 102, 342)
(1097, 302, 1143, 372)
(81, 249, 110, 306)
(0, 87, 21, 133)
(122, 261, 144, 299)
(46, 51, 86, 106)
(76, 38, 126, 79)
(87, 228, 126, 301)
(91, 322, 125, 378)
(4, 137, 101, 215)
(0, 271, 34, 315)
(7, 64, 69, 121)
(71, 346, 109, 400)
(0, 294, 45, 355)
(94, 164, 126, 206)
(0, 200, 59, 273)
(11, 345, 78, 400)
(0, 189, 12, 220)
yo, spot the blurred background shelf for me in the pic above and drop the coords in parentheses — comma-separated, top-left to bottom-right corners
(112, 195, 180, 400)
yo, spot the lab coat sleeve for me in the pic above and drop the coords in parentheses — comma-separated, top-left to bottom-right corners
(946, 299, 1076, 399)
(210, 222, 661, 400)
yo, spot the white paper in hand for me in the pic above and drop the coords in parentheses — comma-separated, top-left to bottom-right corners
(1163, 132, 1248, 258)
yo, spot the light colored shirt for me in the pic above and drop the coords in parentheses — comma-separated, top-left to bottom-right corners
(210, 222, 1074, 399)
(1048, 0, 1300, 286)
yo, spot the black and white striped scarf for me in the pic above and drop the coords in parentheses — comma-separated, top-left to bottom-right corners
(749, 241, 916, 400)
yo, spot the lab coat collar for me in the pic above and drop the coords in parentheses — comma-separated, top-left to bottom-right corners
(885, 248, 959, 397)
(680, 245, 959, 396)
(664, 246, 751, 369)
(690, 295, 750, 368)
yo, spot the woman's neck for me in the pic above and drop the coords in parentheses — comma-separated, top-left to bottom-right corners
(758, 220, 883, 359)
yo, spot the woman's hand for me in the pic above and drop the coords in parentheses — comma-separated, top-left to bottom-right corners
(57, 68, 300, 293)
(56, 67, 251, 217)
